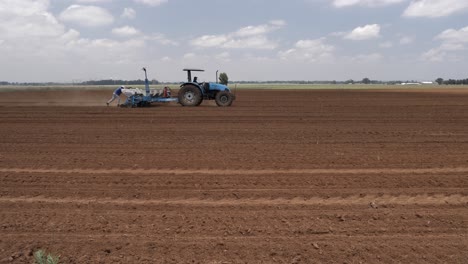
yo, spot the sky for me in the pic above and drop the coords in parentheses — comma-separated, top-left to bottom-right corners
(0, 0, 467, 82)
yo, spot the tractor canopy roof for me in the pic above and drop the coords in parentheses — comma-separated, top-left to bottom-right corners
(183, 69, 204, 72)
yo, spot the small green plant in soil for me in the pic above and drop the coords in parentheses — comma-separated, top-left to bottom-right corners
(34, 249, 60, 264)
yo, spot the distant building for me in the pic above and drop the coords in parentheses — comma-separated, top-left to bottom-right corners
(400, 82, 421, 85)
(400, 81, 434, 85)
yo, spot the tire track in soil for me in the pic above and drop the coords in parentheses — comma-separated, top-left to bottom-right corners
(2, 167, 468, 175)
(1, 194, 466, 206)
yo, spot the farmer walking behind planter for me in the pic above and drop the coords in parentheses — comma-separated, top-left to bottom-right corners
(107, 86, 125, 106)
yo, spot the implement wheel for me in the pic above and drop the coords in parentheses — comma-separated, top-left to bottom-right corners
(178, 85, 202, 107)
(215, 91, 233, 107)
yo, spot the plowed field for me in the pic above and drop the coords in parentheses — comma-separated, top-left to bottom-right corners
(0, 89, 467, 263)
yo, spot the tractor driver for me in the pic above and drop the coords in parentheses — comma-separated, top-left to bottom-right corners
(107, 86, 125, 106)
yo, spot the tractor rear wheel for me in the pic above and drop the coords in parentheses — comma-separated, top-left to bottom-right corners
(178, 85, 202, 106)
(215, 91, 234, 107)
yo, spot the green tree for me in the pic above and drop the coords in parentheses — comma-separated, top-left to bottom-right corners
(362, 77, 371, 84)
(435, 78, 444, 85)
(219, 72, 229, 85)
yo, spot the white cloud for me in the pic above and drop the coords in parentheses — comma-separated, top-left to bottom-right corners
(379, 41, 394, 48)
(0, 0, 50, 16)
(59, 5, 114, 27)
(345, 53, 384, 62)
(224, 36, 278, 49)
(270, 20, 287, 27)
(422, 26, 468, 61)
(421, 48, 445, 62)
(191, 20, 285, 50)
(215, 52, 231, 62)
(145, 33, 179, 46)
(233, 20, 286, 37)
(399, 36, 414, 45)
(183, 53, 196, 59)
(134, 0, 168, 6)
(1, 13, 64, 39)
(60, 37, 147, 67)
(1, 24, 147, 77)
(344, 24, 381, 40)
(0, 0, 65, 39)
(191, 35, 229, 48)
(234, 26, 271, 37)
(88, 37, 135, 51)
(403, 0, 468, 18)
(60, 29, 81, 42)
(333, 0, 406, 8)
(242, 53, 275, 62)
(112, 26, 140, 37)
(279, 38, 335, 62)
(121, 8, 136, 19)
(329, 31, 347, 37)
(1, 0, 466, 82)
(437, 26, 468, 44)
(0, 0, 182, 81)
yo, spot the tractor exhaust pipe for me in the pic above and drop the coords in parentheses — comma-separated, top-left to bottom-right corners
(216, 70, 219, 83)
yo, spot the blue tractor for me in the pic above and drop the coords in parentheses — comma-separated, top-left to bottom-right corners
(178, 68, 235, 107)
(121, 68, 235, 107)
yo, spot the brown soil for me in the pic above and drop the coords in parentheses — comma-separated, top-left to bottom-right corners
(0, 89, 467, 263)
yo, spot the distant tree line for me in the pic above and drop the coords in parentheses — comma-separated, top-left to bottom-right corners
(232, 78, 419, 85)
(0, 81, 63, 86)
(435, 78, 468, 85)
(0, 79, 161, 86)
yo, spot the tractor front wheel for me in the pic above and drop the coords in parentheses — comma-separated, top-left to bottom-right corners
(215, 91, 234, 107)
(178, 85, 202, 107)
